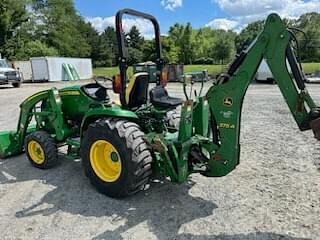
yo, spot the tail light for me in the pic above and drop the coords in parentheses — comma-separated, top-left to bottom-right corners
(113, 74, 122, 94)
(161, 69, 168, 87)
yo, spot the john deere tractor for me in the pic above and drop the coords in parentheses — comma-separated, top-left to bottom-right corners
(1, 9, 320, 198)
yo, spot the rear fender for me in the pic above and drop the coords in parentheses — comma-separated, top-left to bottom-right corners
(80, 107, 139, 138)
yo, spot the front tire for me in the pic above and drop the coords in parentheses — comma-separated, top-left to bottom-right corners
(81, 118, 152, 198)
(25, 131, 58, 169)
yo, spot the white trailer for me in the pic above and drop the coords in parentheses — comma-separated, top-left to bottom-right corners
(255, 59, 274, 83)
(12, 61, 33, 82)
(256, 59, 292, 83)
(30, 57, 92, 82)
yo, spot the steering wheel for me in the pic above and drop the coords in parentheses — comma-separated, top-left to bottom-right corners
(94, 76, 113, 90)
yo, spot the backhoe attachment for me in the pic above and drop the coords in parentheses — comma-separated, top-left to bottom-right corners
(200, 13, 320, 177)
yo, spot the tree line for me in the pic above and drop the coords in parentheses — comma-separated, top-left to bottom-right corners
(1, 0, 319, 67)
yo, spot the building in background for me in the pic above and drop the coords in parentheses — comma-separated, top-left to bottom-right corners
(30, 57, 92, 82)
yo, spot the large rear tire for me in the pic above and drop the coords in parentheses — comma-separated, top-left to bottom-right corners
(81, 118, 152, 198)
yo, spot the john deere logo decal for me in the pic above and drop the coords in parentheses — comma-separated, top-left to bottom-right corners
(223, 97, 233, 106)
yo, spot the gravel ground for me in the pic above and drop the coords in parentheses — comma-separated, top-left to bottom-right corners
(0, 81, 319, 240)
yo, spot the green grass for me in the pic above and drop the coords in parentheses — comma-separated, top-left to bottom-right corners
(184, 65, 227, 76)
(93, 67, 123, 76)
(93, 63, 320, 77)
(302, 63, 320, 74)
(93, 65, 226, 77)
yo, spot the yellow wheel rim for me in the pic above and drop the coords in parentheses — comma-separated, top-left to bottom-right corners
(28, 140, 45, 164)
(90, 140, 122, 182)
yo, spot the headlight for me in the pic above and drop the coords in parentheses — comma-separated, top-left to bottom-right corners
(0, 71, 4, 75)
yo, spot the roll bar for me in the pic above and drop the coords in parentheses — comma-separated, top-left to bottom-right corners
(115, 9, 165, 107)
(116, 8, 162, 61)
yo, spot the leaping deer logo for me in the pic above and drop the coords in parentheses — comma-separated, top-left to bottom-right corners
(223, 97, 233, 106)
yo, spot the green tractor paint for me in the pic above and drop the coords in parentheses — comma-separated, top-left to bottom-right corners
(1, 9, 320, 198)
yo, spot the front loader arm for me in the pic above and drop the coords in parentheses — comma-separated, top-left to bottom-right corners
(204, 13, 320, 177)
(0, 88, 72, 158)
(0, 90, 49, 158)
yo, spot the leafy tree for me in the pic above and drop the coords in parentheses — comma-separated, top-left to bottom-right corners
(31, 0, 91, 57)
(76, 20, 115, 67)
(235, 20, 264, 52)
(124, 26, 144, 64)
(127, 26, 144, 50)
(191, 28, 216, 60)
(162, 37, 180, 63)
(91, 27, 119, 67)
(142, 37, 180, 63)
(235, 12, 320, 62)
(101, 27, 118, 66)
(89, 36, 111, 67)
(0, 0, 29, 58)
(181, 23, 193, 64)
(142, 40, 157, 62)
(211, 30, 234, 64)
(293, 12, 320, 62)
(128, 48, 143, 64)
(19, 40, 58, 59)
(168, 23, 193, 64)
(1, 0, 318, 66)
(168, 23, 184, 43)
(77, 19, 97, 56)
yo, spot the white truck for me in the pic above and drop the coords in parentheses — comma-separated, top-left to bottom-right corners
(0, 59, 22, 87)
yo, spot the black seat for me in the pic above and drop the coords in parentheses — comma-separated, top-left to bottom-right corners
(125, 73, 149, 109)
(150, 85, 182, 108)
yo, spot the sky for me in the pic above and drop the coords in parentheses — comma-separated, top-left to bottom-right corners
(74, 0, 320, 38)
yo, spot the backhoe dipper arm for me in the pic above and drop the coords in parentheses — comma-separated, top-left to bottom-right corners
(204, 13, 320, 177)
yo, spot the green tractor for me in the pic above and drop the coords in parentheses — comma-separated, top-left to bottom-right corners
(1, 9, 320, 198)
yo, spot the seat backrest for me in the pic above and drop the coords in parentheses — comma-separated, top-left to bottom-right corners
(125, 72, 149, 108)
(149, 85, 168, 100)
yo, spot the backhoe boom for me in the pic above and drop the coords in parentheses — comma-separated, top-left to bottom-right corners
(203, 13, 320, 177)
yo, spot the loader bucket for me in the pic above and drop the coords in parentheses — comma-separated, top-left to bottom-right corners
(310, 118, 320, 141)
(0, 130, 21, 158)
